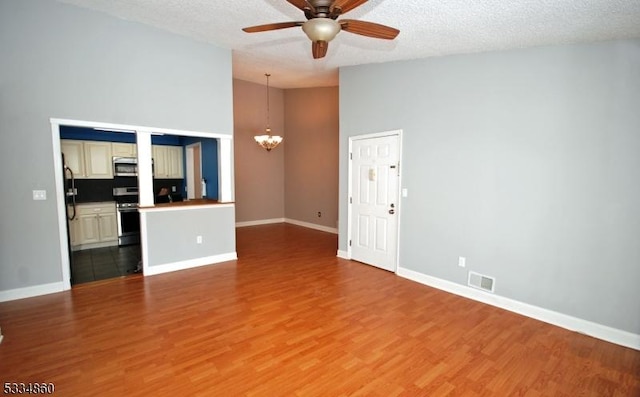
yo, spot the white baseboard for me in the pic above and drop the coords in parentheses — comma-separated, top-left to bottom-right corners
(285, 218, 338, 234)
(397, 267, 640, 351)
(0, 282, 65, 303)
(236, 218, 285, 228)
(236, 218, 338, 234)
(337, 250, 350, 259)
(144, 252, 238, 276)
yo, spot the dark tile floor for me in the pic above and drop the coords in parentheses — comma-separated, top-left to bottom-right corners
(71, 245, 141, 285)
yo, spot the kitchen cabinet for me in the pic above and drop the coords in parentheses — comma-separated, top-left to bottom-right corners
(112, 142, 136, 157)
(67, 210, 80, 247)
(60, 140, 85, 178)
(61, 140, 113, 179)
(84, 142, 113, 178)
(70, 202, 117, 250)
(153, 145, 183, 178)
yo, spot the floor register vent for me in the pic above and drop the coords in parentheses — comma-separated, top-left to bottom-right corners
(468, 271, 495, 293)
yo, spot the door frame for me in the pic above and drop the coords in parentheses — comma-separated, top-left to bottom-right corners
(50, 118, 234, 291)
(185, 142, 202, 199)
(347, 129, 403, 273)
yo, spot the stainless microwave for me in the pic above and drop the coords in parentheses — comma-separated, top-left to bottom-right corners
(113, 157, 154, 177)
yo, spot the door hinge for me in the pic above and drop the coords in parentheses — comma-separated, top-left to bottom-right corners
(349, 240, 352, 247)
(349, 197, 352, 204)
(350, 152, 352, 160)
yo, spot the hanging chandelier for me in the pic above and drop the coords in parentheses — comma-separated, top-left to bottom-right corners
(254, 73, 283, 152)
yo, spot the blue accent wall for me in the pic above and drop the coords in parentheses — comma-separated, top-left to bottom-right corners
(182, 137, 219, 199)
(60, 126, 182, 145)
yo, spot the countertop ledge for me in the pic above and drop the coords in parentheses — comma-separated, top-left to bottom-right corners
(138, 199, 234, 211)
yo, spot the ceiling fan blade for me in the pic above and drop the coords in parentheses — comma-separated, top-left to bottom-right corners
(312, 41, 329, 59)
(286, 0, 314, 12)
(339, 19, 399, 40)
(242, 22, 304, 33)
(331, 0, 368, 15)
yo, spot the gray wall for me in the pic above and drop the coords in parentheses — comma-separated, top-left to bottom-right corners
(0, 1, 233, 292)
(145, 207, 236, 266)
(339, 40, 640, 334)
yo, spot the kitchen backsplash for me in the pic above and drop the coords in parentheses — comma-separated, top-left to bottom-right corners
(154, 179, 184, 197)
(74, 179, 115, 203)
(74, 179, 185, 203)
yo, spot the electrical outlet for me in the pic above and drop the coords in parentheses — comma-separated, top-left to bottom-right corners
(196, 235, 203, 244)
(458, 256, 466, 268)
(317, 211, 322, 217)
(32, 190, 47, 200)
(171, 186, 176, 192)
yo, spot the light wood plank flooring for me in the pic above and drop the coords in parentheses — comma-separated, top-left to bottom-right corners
(0, 224, 638, 396)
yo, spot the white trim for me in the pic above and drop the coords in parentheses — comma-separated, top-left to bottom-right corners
(0, 282, 65, 303)
(51, 117, 235, 290)
(337, 250, 350, 259)
(140, 211, 150, 274)
(219, 138, 234, 202)
(144, 252, 238, 276)
(347, 130, 403, 272)
(235, 218, 338, 234)
(236, 218, 286, 227)
(50, 118, 232, 140)
(51, 122, 71, 291)
(397, 266, 640, 351)
(136, 130, 154, 207)
(285, 218, 338, 234)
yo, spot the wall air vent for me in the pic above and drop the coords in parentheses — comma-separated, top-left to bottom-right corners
(468, 271, 495, 293)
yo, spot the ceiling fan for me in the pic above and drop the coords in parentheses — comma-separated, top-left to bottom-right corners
(242, 0, 400, 59)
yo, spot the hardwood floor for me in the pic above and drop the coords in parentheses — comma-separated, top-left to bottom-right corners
(0, 223, 638, 396)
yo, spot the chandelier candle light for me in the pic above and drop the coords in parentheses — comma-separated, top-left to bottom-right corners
(254, 73, 283, 152)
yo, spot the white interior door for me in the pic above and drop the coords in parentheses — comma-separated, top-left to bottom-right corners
(350, 134, 400, 272)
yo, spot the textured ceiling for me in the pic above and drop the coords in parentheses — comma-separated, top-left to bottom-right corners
(58, 0, 640, 88)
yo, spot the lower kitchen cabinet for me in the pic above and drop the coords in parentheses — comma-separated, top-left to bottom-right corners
(70, 202, 117, 250)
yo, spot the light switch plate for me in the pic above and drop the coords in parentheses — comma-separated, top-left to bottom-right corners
(33, 190, 47, 200)
(402, 188, 408, 198)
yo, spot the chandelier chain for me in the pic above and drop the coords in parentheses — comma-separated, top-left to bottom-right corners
(265, 73, 271, 131)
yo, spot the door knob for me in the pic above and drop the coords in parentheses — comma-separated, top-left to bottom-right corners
(389, 209, 395, 214)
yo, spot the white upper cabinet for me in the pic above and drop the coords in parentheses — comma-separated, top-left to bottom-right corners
(61, 140, 85, 177)
(84, 141, 113, 179)
(112, 142, 136, 157)
(61, 140, 113, 179)
(153, 145, 183, 178)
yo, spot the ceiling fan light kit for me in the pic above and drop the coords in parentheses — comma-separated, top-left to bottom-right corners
(242, 0, 399, 60)
(302, 18, 341, 42)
